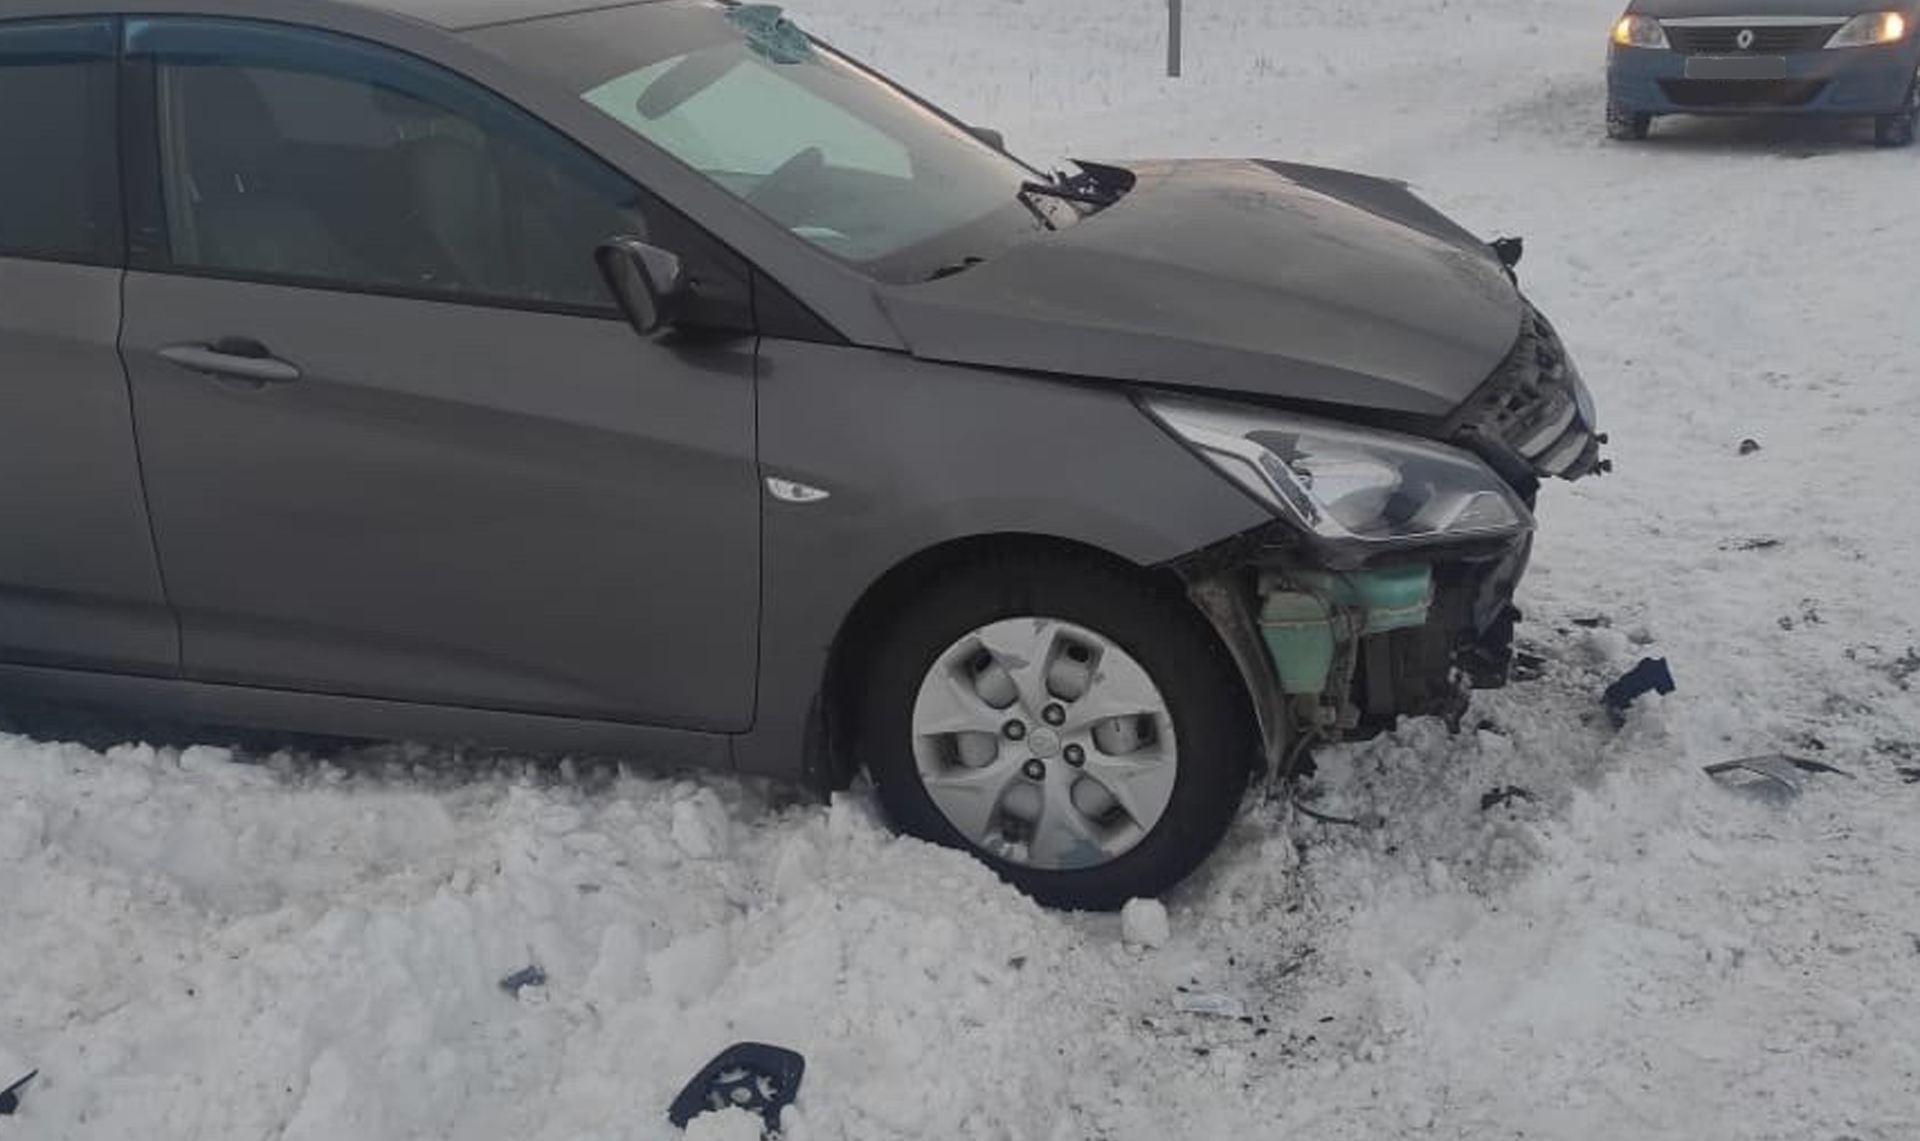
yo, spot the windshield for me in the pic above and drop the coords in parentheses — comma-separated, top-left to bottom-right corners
(470, 2, 1067, 282)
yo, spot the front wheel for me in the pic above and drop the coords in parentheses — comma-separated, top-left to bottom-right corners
(850, 554, 1257, 911)
(1606, 104, 1652, 141)
(1875, 81, 1918, 147)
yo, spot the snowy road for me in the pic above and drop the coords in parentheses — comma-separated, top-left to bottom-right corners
(5, 1, 1919, 1137)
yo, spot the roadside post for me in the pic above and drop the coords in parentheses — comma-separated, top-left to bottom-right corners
(1168, 0, 1183, 77)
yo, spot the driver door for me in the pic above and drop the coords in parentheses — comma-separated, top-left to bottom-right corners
(116, 17, 761, 731)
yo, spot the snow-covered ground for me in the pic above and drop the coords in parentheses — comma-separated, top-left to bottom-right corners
(6, 0, 1920, 1137)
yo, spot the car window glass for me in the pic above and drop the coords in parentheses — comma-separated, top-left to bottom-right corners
(136, 18, 655, 311)
(471, 4, 1057, 279)
(586, 57, 912, 187)
(0, 19, 121, 264)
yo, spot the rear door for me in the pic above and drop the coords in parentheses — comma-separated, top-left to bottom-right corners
(115, 17, 762, 730)
(0, 16, 176, 675)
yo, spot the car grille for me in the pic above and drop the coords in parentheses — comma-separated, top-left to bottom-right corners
(1664, 24, 1836, 54)
(1448, 304, 1601, 486)
(1659, 79, 1828, 106)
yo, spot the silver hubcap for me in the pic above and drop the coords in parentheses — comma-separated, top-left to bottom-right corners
(910, 617, 1179, 871)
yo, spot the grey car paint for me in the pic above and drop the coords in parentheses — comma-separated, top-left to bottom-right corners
(120, 272, 763, 731)
(878, 160, 1522, 419)
(0, 259, 175, 674)
(2, 0, 1531, 784)
(737, 343, 1272, 779)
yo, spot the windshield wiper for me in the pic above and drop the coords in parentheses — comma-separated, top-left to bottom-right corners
(1021, 162, 1130, 209)
(1018, 178, 1113, 207)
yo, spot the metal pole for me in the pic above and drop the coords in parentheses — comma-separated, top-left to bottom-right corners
(1167, 0, 1182, 77)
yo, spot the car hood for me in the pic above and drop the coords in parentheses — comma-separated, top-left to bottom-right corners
(873, 159, 1523, 419)
(1628, 0, 1889, 16)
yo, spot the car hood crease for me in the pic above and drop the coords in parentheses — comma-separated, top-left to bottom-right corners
(873, 159, 1523, 418)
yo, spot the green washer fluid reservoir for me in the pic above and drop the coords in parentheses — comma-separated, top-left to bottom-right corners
(1259, 565, 1434, 695)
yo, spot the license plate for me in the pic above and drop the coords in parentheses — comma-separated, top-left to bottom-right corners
(1685, 55, 1789, 80)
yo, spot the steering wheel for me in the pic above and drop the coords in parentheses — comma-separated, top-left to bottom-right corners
(745, 146, 827, 213)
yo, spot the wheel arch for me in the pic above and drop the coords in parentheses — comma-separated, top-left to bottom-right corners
(814, 530, 1252, 790)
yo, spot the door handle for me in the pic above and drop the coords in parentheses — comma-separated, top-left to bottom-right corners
(159, 339, 302, 385)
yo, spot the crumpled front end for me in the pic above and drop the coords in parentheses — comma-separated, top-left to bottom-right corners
(1447, 302, 1609, 490)
(1170, 295, 1606, 775)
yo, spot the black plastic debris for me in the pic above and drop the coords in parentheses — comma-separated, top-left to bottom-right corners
(498, 964, 547, 996)
(1480, 785, 1534, 811)
(670, 1042, 805, 1134)
(1738, 438, 1762, 456)
(0, 1070, 36, 1116)
(1602, 657, 1675, 724)
(1290, 794, 1386, 829)
(1705, 754, 1853, 798)
(1490, 236, 1524, 280)
(1570, 615, 1611, 629)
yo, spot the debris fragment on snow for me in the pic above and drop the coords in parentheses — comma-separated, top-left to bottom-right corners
(669, 1042, 805, 1135)
(1603, 657, 1676, 723)
(1704, 754, 1853, 798)
(498, 964, 547, 996)
(0, 1046, 34, 1117)
(1173, 991, 1248, 1019)
(1121, 898, 1171, 949)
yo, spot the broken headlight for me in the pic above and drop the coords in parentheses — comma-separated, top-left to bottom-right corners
(1142, 394, 1535, 555)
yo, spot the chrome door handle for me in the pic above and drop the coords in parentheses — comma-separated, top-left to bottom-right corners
(159, 339, 302, 385)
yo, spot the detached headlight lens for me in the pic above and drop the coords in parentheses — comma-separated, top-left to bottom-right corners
(1828, 11, 1908, 47)
(1612, 13, 1669, 48)
(1144, 394, 1535, 551)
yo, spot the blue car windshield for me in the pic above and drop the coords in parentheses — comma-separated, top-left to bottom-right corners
(470, 2, 1065, 281)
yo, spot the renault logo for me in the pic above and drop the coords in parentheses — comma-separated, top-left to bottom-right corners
(1735, 27, 1757, 49)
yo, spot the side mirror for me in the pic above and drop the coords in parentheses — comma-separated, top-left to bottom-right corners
(595, 237, 689, 335)
(967, 125, 1006, 151)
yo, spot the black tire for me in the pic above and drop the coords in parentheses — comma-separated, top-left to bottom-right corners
(1606, 104, 1652, 141)
(1876, 84, 1917, 147)
(848, 552, 1257, 911)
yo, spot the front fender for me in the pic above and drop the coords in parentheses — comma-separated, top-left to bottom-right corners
(733, 340, 1271, 778)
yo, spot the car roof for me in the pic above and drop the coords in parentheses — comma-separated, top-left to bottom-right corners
(337, 0, 680, 33)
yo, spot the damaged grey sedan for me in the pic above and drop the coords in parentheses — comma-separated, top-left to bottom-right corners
(0, 0, 1606, 908)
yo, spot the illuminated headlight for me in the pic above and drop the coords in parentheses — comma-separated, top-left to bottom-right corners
(1142, 394, 1535, 553)
(1611, 13, 1669, 48)
(1828, 11, 1909, 47)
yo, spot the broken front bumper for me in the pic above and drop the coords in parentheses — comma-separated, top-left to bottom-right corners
(1181, 529, 1530, 776)
(1178, 298, 1601, 775)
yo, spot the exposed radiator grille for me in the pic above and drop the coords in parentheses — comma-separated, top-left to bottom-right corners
(1664, 24, 1836, 54)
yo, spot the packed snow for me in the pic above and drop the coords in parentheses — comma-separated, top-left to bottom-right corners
(5, 0, 1920, 1137)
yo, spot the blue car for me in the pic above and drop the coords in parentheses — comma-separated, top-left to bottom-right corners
(1607, 3, 1920, 144)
